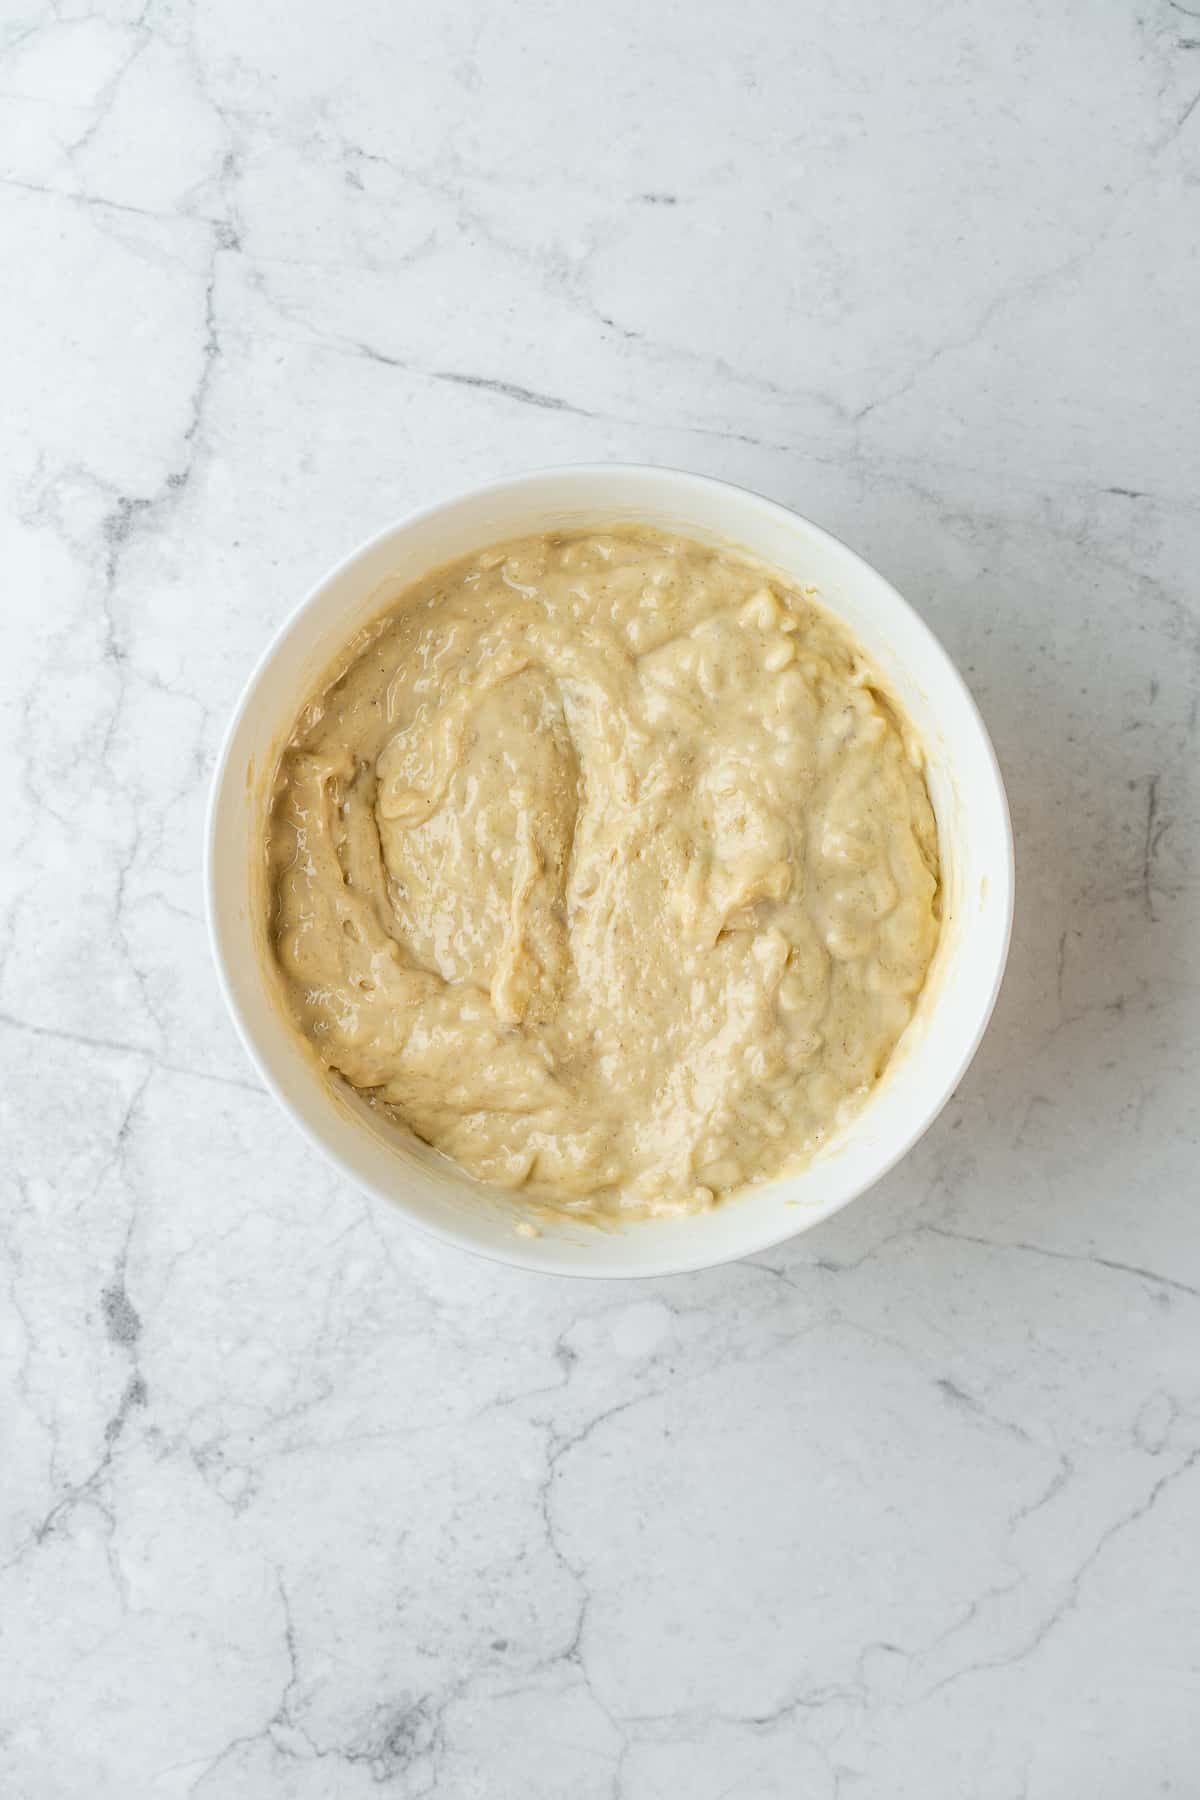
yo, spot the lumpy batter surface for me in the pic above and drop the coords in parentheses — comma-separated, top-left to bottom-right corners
(266, 528, 940, 1218)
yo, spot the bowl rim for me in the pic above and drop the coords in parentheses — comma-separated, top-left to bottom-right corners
(205, 463, 1015, 1279)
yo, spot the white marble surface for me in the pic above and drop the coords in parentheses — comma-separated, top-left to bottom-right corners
(2, 0, 1198, 1792)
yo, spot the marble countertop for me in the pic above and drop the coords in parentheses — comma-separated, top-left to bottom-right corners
(3, 1, 1198, 1794)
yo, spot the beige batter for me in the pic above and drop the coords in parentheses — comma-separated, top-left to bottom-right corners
(266, 528, 941, 1218)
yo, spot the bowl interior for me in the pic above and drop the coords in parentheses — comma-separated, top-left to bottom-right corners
(207, 467, 1012, 1277)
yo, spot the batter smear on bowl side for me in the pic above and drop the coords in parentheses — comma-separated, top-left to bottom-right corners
(266, 528, 941, 1218)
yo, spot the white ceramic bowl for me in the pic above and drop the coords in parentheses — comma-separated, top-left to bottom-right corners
(206, 466, 1013, 1278)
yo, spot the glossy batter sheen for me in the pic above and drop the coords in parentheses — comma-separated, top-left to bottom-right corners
(266, 528, 941, 1218)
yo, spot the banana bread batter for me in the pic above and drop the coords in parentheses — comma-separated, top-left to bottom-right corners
(266, 528, 941, 1217)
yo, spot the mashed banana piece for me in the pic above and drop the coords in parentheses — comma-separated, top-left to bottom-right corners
(266, 528, 940, 1218)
